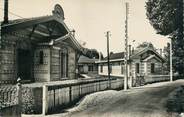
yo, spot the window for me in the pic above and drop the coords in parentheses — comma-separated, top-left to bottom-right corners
(151, 63, 155, 73)
(100, 65, 103, 73)
(39, 51, 44, 64)
(89, 65, 93, 71)
(136, 63, 139, 73)
(61, 48, 68, 78)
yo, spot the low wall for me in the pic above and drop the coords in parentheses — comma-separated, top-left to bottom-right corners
(21, 78, 124, 115)
(44, 79, 123, 114)
(145, 75, 170, 83)
(0, 86, 18, 109)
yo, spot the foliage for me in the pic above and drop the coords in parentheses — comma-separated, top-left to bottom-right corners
(21, 87, 35, 114)
(163, 43, 170, 73)
(83, 48, 103, 59)
(146, 0, 184, 76)
(136, 42, 155, 49)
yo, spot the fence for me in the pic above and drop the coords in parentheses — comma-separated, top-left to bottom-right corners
(145, 75, 170, 83)
(43, 79, 124, 114)
(0, 86, 18, 109)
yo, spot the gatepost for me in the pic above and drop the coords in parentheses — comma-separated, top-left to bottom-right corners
(17, 77, 22, 117)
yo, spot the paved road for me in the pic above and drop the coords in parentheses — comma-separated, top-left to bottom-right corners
(48, 80, 184, 117)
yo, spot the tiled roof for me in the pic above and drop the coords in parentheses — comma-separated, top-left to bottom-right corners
(1, 15, 51, 26)
(78, 55, 98, 64)
(103, 52, 125, 60)
(102, 47, 165, 62)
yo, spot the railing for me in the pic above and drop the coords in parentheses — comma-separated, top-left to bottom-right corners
(0, 86, 18, 109)
(42, 79, 124, 114)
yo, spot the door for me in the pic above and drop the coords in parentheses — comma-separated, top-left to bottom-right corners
(17, 49, 32, 81)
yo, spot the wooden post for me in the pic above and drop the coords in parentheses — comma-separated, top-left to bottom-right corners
(69, 86, 72, 102)
(105, 31, 111, 89)
(124, 2, 129, 90)
(3, 0, 9, 24)
(42, 85, 48, 115)
(17, 77, 22, 116)
(170, 40, 173, 82)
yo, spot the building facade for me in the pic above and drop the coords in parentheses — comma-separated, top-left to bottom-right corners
(0, 5, 83, 84)
(96, 47, 166, 79)
(78, 55, 98, 75)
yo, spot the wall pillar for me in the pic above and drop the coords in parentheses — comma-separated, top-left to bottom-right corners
(42, 85, 48, 115)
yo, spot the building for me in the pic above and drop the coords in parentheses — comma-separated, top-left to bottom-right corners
(0, 4, 83, 84)
(96, 47, 166, 79)
(78, 55, 98, 75)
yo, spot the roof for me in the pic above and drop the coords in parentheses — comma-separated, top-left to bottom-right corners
(78, 55, 98, 64)
(142, 55, 162, 62)
(98, 47, 165, 63)
(130, 47, 165, 62)
(103, 52, 125, 60)
(1, 15, 83, 52)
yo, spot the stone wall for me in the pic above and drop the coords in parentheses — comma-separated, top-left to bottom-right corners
(50, 47, 60, 81)
(68, 47, 76, 79)
(0, 40, 17, 84)
(33, 46, 50, 82)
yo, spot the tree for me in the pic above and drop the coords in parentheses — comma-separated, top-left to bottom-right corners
(83, 48, 101, 59)
(136, 42, 155, 49)
(146, 0, 184, 76)
(163, 43, 170, 73)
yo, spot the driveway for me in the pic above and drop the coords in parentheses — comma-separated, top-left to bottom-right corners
(48, 80, 184, 117)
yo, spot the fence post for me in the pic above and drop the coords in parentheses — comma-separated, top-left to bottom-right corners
(42, 85, 48, 115)
(69, 86, 72, 102)
(17, 77, 22, 116)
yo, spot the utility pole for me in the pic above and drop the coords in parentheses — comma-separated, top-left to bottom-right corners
(170, 39, 173, 82)
(3, 0, 9, 24)
(124, 2, 129, 90)
(106, 31, 111, 89)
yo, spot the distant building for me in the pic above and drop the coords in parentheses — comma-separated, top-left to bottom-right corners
(0, 5, 83, 84)
(96, 47, 166, 79)
(78, 55, 98, 75)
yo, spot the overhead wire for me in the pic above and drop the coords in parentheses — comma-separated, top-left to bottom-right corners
(0, 7, 24, 18)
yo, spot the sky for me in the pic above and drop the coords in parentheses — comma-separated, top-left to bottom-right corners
(0, 0, 169, 56)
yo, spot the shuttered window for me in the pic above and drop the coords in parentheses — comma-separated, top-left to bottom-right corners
(100, 65, 103, 73)
(136, 63, 139, 73)
(60, 48, 68, 78)
(39, 51, 44, 64)
(151, 63, 155, 73)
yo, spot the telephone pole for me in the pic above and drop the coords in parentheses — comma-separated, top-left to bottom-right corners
(106, 31, 111, 89)
(124, 2, 129, 90)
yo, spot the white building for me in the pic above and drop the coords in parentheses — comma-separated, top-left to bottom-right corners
(96, 47, 166, 80)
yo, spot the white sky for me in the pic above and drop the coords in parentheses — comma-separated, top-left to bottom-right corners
(0, 0, 169, 56)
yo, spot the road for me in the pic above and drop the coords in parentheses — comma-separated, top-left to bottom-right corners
(48, 80, 184, 117)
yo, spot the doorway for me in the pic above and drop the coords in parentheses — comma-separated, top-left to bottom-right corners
(17, 49, 32, 81)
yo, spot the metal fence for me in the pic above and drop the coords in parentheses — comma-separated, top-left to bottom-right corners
(43, 79, 124, 114)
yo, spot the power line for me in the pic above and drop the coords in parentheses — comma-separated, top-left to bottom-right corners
(0, 7, 24, 18)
